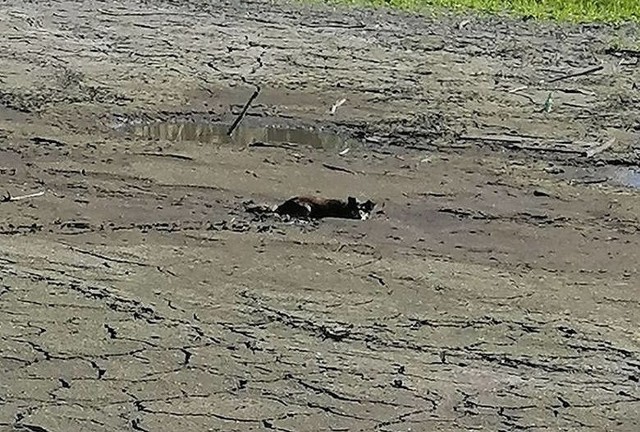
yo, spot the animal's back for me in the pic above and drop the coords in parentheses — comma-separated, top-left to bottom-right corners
(276, 196, 352, 219)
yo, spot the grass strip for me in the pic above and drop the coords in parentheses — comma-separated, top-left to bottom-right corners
(333, 0, 640, 23)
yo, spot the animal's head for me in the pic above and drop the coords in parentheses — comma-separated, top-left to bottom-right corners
(346, 197, 376, 220)
(358, 199, 376, 220)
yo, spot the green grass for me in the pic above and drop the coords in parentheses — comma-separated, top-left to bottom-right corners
(334, 0, 640, 23)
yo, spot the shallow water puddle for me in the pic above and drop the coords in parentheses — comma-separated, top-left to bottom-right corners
(608, 167, 640, 189)
(562, 165, 640, 189)
(125, 121, 352, 150)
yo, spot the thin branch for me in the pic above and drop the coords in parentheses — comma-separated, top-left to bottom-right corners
(585, 138, 615, 158)
(227, 86, 261, 137)
(2, 190, 45, 203)
(135, 152, 193, 161)
(322, 163, 356, 174)
(547, 64, 604, 83)
(68, 245, 149, 267)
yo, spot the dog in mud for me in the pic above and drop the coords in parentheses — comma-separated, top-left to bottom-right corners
(275, 196, 375, 220)
(246, 196, 376, 221)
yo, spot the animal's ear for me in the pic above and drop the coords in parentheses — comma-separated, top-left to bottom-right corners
(347, 196, 357, 206)
(363, 200, 375, 211)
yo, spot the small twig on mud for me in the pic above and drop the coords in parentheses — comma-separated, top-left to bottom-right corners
(507, 85, 537, 105)
(509, 89, 537, 104)
(368, 273, 386, 286)
(542, 91, 554, 113)
(68, 245, 149, 267)
(30, 136, 66, 147)
(338, 257, 382, 273)
(135, 152, 194, 161)
(322, 163, 356, 175)
(132, 22, 159, 30)
(508, 85, 528, 93)
(605, 47, 640, 58)
(329, 98, 346, 115)
(1, 190, 45, 203)
(301, 21, 365, 29)
(227, 86, 261, 137)
(546, 64, 604, 83)
(585, 138, 615, 158)
(460, 134, 586, 154)
(556, 87, 596, 96)
(575, 177, 608, 185)
(461, 134, 529, 144)
(248, 141, 298, 150)
(97, 8, 197, 17)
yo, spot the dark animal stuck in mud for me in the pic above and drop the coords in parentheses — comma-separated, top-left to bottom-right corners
(275, 196, 376, 220)
(247, 196, 376, 220)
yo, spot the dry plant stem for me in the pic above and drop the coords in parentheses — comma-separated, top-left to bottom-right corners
(547, 64, 604, 83)
(2, 190, 45, 203)
(322, 163, 357, 174)
(586, 138, 615, 158)
(227, 86, 261, 137)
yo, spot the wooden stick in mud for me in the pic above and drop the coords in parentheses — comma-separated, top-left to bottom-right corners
(136, 151, 194, 161)
(2, 190, 45, 203)
(227, 86, 261, 137)
(547, 64, 604, 83)
(585, 137, 615, 158)
(322, 163, 356, 174)
(460, 134, 585, 154)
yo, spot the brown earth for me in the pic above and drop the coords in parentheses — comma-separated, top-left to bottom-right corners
(1, 1, 640, 431)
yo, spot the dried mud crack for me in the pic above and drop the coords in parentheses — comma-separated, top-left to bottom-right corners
(1, 0, 639, 431)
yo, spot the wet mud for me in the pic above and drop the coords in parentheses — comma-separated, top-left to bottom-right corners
(1, 1, 639, 431)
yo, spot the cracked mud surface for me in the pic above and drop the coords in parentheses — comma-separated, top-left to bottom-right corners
(1, 1, 639, 431)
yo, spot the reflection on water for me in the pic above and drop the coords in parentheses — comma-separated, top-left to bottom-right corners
(608, 167, 640, 189)
(561, 165, 640, 190)
(127, 121, 350, 150)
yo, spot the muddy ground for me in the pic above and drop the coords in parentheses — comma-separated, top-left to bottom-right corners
(1, 0, 639, 431)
